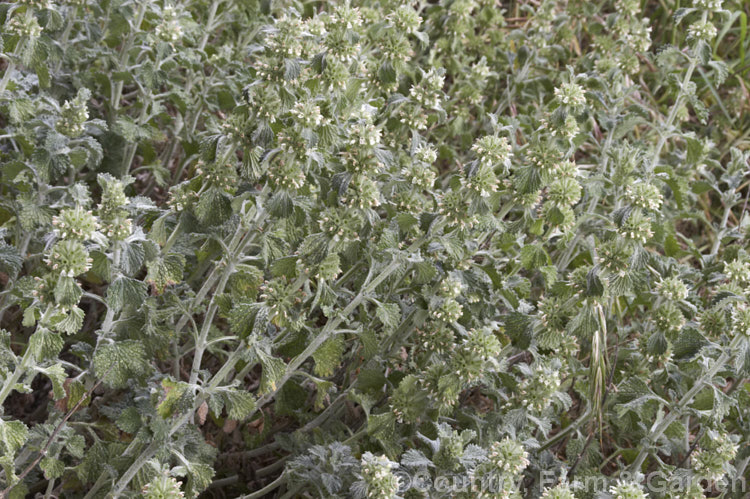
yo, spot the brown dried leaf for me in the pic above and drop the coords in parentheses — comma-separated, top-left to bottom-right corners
(223, 419, 238, 434)
(197, 401, 208, 425)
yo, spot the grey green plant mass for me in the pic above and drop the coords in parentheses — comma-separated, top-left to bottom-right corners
(0, 0, 749, 497)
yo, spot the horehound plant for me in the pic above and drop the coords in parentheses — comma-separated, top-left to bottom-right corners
(1, 0, 750, 497)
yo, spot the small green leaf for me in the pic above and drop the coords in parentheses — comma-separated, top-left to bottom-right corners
(107, 276, 147, 312)
(29, 328, 64, 361)
(116, 407, 142, 433)
(222, 389, 257, 420)
(40, 456, 65, 480)
(313, 334, 345, 377)
(36, 363, 67, 400)
(195, 188, 232, 226)
(50, 306, 85, 335)
(0, 420, 28, 456)
(157, 378, 192, 419)
(146, 253, 185, 294)
(376, 303, 401, 333)
(93, 340, 150, 388)
(256, 349, 287, 394)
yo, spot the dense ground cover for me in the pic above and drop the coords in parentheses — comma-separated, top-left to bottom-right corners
(1, 0, 749, 497)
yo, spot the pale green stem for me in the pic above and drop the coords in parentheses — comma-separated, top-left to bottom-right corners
(111, 1, 147, 110)
(248, 224, 443, 420)
(108, 221, 442, 495)
(0, 346, 33, 408)
(199, 0, 220, 51)
(110, 347, 242, 497)
(121, 95, 151, 174)
(160, 215, 183, 254)
(647, 11, 705, 173)
(53, 6, 78, 74)
(240, 473, 286, 499)
(188, 263, 235, 385)
(710, 201, 733, 257)
(629, 333, 743, 473)
(93, 242, 122, 355)
(0, 305, 54, 407)
(0, 18, 30, 96)
(0, 61, 17, 96)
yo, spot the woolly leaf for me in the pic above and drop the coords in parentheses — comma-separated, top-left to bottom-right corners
(36, 363, 67, 400)
(257, 349, 287, 394)
(53, 276, 83, 308)
(157, 378, 192, 419)
(400, 449, 433, 468)
(93, 340, 149, 388)
(107, 276, 147, 312)
(66, 380, 89, 411)
(313, 379, 335, 410)
(146, 253, 185, 294)
(520, 244, 550, 270)
(367, 412, 399, 458)
(0, 245, 23, 277)
(0, 420, 28, 456)
(116, 407, 142, 434)
(40, 456, 65, 480)
(185, 462, 214, 495)
(223, 389, 257, 420)
(313, 334, 345, 377)
(195, 188, 232, 226)
(50, 305, 85, 335)
(673, 328, 707, 360)
(376, 303, 401, 333)
(28, 328, 64, 361)
(120, 241, 146, 276)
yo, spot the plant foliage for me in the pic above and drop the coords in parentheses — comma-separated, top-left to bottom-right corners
(1, 0, 750, 497)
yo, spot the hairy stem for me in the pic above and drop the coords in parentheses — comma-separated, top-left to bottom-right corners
(629, 333, 742, 473)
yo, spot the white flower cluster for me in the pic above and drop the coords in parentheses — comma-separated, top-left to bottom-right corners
(142, 473, 185, 499)
(7, 14, 43, 39)
(472, 136, 512, 168)
(438, 277, 463, 299)
(731, 304, 750, 337)
(103, 218, 133, 240)
(691, 431, 738, 482)
(155, 5, 184, 43)
(517, 362, 562, 412)
(341, 175, 381, 209)
(687, 20, 718, 41)
(52, 206, 99, 241)
(617, 0, 642, 15)
(360, 452, 400, 499)
(409, 68, 445, 109)
(540, 482, 576, 499)
(656, 276, 689, 301)
(620, 22, 652, 53)
(548, 178, 582, 207)
(432, 297, 463, 322)
(694, 0, 722, 10)
(625, 182, 663, 211)
(390, 5, 422, 34)
(349, 122, 382, 147)
(724, 258, 750, 284)
(415, 144, 438, 164)
(44, 240, 93, 277)
(618, 211, 653, 244)
(487, 438, 530, 476)
(541, 114, 580, 139)
(463, 164, 500, 198)
(18, 0, 50, 9)
(291, 100, 324, 128)
(609, 480, 648, 499)
(554, 82, 586, 109)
